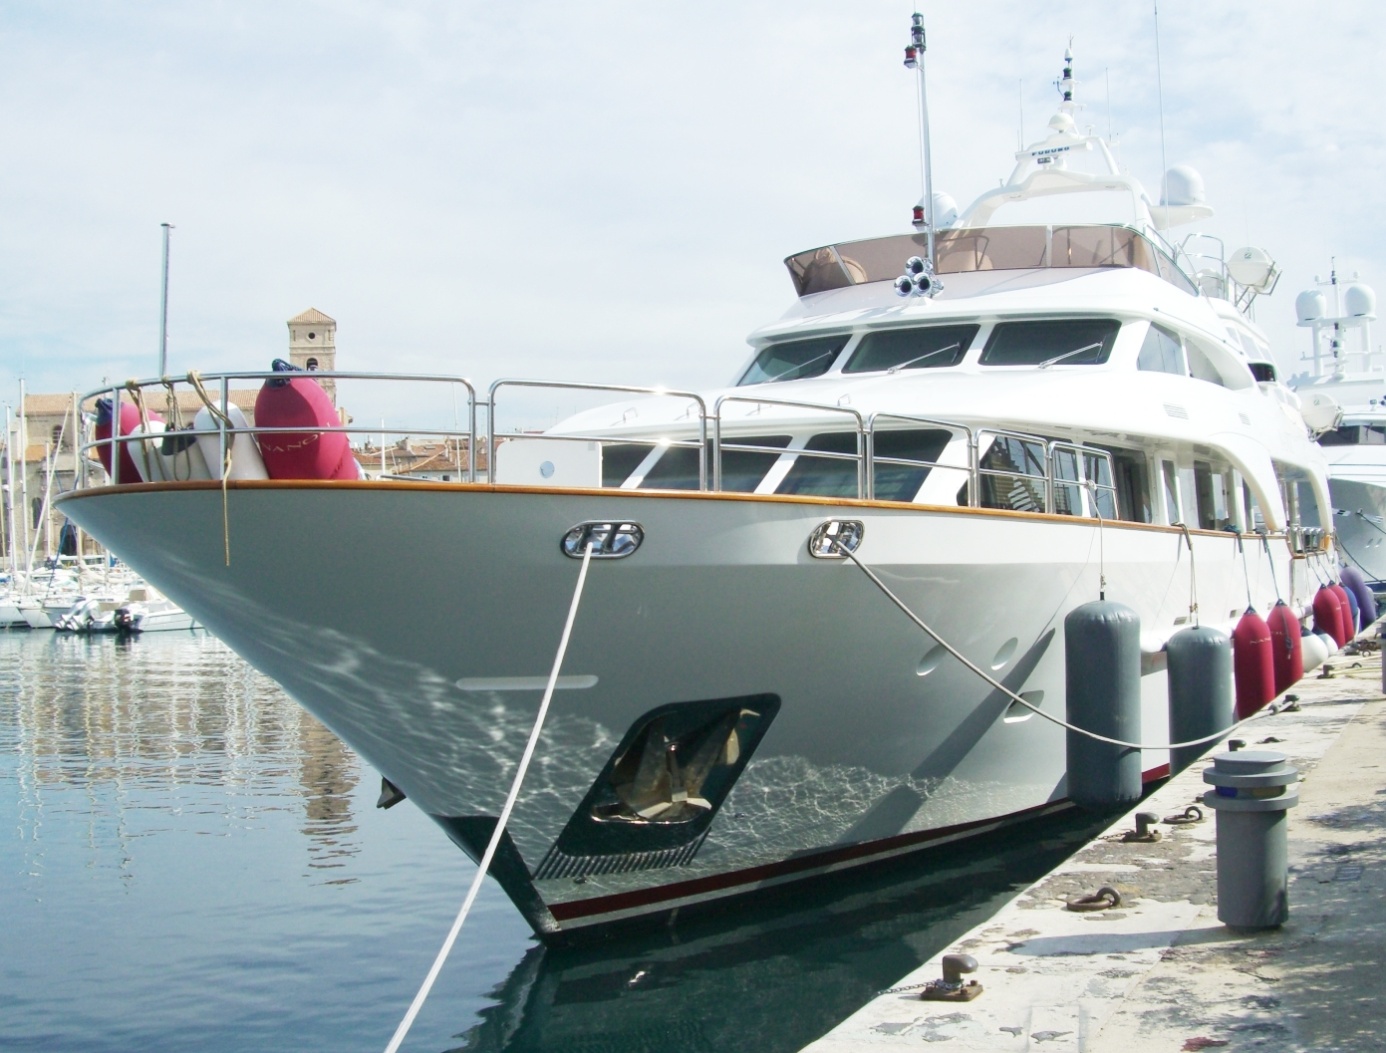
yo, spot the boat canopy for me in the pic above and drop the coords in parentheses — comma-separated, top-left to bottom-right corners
(785, 224, 1196, 298)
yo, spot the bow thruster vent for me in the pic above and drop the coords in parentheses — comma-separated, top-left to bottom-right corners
(534, 694, 780, 880)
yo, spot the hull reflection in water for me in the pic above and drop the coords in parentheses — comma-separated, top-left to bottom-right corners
(448, 808, 1111, 1053)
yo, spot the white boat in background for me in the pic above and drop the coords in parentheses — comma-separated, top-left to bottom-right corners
(1290, 267, 1386, 591)
(113, 589, 198, 634)
(59, 32, 1338, 940)
(52, 582, 196, 634)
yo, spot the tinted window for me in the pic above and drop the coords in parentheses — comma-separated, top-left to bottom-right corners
(1137, 324, 1186, 375)
(977, 435, 1047, 511)
(716, 435, 792, 492)
(844, 325, 979, 374)
(980, 319, 1120, 367)
(602, 443, 653, 487)
(738, 335, 849, 386)
(776, 433, 861, 498)
(638, 436, 792, 492)
(871, 429, 954, 502)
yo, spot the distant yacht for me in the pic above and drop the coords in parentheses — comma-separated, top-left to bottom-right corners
(1290, 266, 1386, 589)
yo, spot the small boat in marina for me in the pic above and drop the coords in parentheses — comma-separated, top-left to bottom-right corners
(52, 582, 197, 634)
(1290, 267, 1386, 594)
(59, 29, 1343, 940)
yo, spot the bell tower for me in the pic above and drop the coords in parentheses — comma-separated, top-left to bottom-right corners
(287, 308, 338, 403)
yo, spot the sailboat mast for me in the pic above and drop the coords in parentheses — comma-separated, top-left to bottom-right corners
(3, 406, 14, 577)
(17, 379, 30, 577)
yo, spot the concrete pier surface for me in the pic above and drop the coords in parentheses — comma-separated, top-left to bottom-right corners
(803, 651, 1386, 1053)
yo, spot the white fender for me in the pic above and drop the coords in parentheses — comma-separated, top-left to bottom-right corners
(194, 405, 269, 480)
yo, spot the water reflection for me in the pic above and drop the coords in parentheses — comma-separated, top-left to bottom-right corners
(2, 631, 360, 881)
(447, 808, 1111, 1053)
(2, 630, 1113, 1053)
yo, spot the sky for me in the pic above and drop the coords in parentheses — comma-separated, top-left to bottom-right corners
(2, 1, 1384, 423)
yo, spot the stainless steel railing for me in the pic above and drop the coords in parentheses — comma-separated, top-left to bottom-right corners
(78, 372, 1117, 520)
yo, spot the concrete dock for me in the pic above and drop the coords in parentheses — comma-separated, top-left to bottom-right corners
(803, 649, 1386, 1052)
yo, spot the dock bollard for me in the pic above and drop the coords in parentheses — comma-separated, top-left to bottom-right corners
(1202, 751, 1300, 929)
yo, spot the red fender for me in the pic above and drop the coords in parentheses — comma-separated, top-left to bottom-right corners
(254, 362, 351, 480)
(94, 400, 163, 484)
(1328, 583, 1355, 645)
(1265, 601, 1303, 696)
(1312, 585, 1346, 649)
(1232, 607, 1275, 719)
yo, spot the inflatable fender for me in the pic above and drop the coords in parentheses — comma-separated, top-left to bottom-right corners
(95, 399, 164, 484)
(254, 359, 352, 480)
(193, 404, 269, 480)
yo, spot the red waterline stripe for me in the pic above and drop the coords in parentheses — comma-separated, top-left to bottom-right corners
(550, 766, 1173, 923)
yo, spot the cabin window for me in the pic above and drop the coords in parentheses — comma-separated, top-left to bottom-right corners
(634, 436, 792, 492)
(1193, 460, 1234, 530)
(843, 324, 978, 374)
(979, 318, 1120, 367)
(717, 436, 793, 491)
(1052, 447, 1082, 515)
(1161, 461, 1181, 524)
(1295, 480, 1323, 530)
(1085, 452, 1118, 518)
(1137, 324, 1187, 375)
(870, 429, 954, 501)
(1248, 362, 1276, 383)
(603, 443, 654, 487)
(1243, 482, 1267, 532)
(1051, 444, 1118, 518)
(737, 335, 849, 386)
(1320, 424, 1386, 446)
(1108, 449, 1151, 523)
(977, 434, 1047, 511)
(776, 433, 862, 498)
(1185, 340, 1228, 387)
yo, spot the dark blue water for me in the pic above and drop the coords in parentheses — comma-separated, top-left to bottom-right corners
(1, 631, 1107, 1053)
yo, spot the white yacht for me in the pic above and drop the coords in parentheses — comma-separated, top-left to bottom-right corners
(1290, 268, 1386, 589)
(58, 42, 1335, 940)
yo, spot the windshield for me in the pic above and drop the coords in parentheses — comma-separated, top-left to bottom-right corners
(737, 334, 849, 386)
(979, 318, 1120, 367)
(785, 225, 1189, 297)
(843, 324, 979, 374)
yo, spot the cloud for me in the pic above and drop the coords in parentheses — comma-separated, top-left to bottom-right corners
(1, 0, 1382, 407)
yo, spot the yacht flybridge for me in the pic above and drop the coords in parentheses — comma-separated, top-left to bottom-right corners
(59, 37, 1338, 940)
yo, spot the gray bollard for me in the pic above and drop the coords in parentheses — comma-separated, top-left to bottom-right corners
(1202, 751, 1300, 929)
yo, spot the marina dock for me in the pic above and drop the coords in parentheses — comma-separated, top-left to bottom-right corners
(803, 650, 1386, 1052)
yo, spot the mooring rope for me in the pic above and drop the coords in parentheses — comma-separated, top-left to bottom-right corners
(187, 372, 236, 566)
(832, 539, 1270, 752)
(382, 541, 596, 1053)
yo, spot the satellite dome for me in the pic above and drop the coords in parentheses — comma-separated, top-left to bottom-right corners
(1152, 165, 1214, 228)
(1160, 165, 1207, 209)
(1344, 283, 1377, 320)
(931, 192, 959, 230)
(1296, 289, 1326, 326)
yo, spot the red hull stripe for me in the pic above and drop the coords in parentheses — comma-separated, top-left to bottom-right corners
(549, 766, 1172, 923)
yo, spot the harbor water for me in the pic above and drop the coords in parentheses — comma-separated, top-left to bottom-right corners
(1, 630, 1109, 1052)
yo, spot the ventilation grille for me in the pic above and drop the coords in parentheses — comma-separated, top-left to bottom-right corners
(1164, 404, 1189, 419)
(534, 833, 708, 880)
